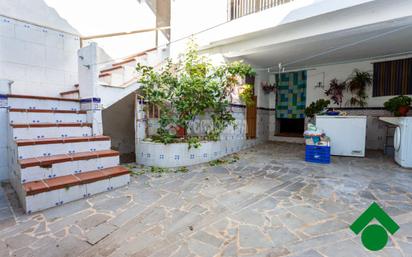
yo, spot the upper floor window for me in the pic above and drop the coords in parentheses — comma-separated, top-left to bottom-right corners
(373, 58, 412, 97)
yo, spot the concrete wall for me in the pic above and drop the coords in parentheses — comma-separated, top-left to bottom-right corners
(102, 93, 136, 163)
(0, 15, 80, 97)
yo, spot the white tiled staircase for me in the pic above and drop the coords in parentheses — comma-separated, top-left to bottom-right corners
(6, 94, 130, 213)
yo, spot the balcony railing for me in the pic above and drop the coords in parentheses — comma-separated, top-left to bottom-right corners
(229, 0, 295, 20)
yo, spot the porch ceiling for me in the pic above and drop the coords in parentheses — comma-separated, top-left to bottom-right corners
(225, 16, 412, 70)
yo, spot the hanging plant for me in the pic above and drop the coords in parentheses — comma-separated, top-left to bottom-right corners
(347, 69, 372, 107)
(325, 79, 346, 107)
(261, 81, 276, 94)
(239, 84, 255, 107)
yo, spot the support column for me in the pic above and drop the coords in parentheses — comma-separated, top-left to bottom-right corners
(0, 79, 13, 181)
(78, 42, 103, 136)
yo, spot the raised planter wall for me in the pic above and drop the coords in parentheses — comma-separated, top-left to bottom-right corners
(135, 97, 270, 167)
(136, 137, 262, 167)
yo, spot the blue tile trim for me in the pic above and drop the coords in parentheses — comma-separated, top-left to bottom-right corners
(0, 94, 8, 99)
(80, 97, 101, 103)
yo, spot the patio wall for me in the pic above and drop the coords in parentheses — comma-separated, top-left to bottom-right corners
(263, 56, 412, 150)
(306, 57, 412, 150)
(306, 57, 412, 108)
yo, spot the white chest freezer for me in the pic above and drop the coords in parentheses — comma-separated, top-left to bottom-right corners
(315, 116, 367, 157)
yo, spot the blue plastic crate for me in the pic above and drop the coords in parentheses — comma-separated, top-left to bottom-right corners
(305, 145, 331, 164)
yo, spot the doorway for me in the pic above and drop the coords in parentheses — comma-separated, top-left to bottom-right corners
(275, 71, 306, 137)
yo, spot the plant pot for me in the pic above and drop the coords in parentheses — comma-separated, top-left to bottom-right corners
(398, 105, 410, 116)
(176, 126, 186, 138)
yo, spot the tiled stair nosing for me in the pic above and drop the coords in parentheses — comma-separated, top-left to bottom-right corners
(60, 89, 80, 96)
(16, 136, 110, 146)
(9, 108, 86, 114)
(99, 73, 111, 78)
(19, 150, 119, 168)
(100, 65, 123, 73)
(8, 94, 80, 102)
(23, 166, 130, 196)
(111, 47, 157, 67)
(11, 123, 93, 128)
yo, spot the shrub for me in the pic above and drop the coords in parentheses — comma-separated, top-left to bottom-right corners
(136, 41, 255, 148)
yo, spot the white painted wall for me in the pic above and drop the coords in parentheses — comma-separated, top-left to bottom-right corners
(0, 0, 161, 97)
(0, 15, 80, 97)
(306, 56, 412, 108)
(260, 56, 412, 149)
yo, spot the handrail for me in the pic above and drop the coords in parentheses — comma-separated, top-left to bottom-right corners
(229, 0, 295, 20)
(81, 26, 170, 43)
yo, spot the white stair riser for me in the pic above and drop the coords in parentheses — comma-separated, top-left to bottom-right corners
(17, 140, 111, 159)
(24, 174, 130, 213)
(8, 98, 80, 111)
(9, 112, 87, 124)
(12, 126, 92, 140)
(20, 156, 119, 183)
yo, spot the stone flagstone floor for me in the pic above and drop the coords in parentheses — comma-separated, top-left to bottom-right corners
(0, 142, 412, 257)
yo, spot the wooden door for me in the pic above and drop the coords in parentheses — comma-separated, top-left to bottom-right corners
(246, 96, 257, 139)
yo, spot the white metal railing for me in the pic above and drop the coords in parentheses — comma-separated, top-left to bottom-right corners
(229, 0, 295, 20)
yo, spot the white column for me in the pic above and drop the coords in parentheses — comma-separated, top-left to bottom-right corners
(0, 79, 13, 181)
(78, 43, 103, 136)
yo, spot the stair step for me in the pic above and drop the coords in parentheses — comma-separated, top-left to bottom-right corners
(15, 136, 111, 160)
(11, 123, 93, 140)
(8, 94, 79, 102)
(8, 94, 80, 111)
(99, 73, 111, 78)
(10, 109, 86, 114)
(23, 166, 129, 196)
(19, 150, 119, 168)
(16, 136, 110, 146)
(100, 65, 123, 74)
(60, 89, 80, 97)
(9, 109, 87, 124)
(18, 154, 119, 183)
(11, 122, 92, 128)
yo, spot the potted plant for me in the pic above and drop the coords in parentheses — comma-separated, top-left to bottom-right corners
(384, 95, 412, 116)
(347, 69, 372, 107)
(325, 79, 346, 107)
(304, 99, 331, 118)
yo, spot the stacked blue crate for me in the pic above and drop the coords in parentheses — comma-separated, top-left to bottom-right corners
(305, 145, 331, 164)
